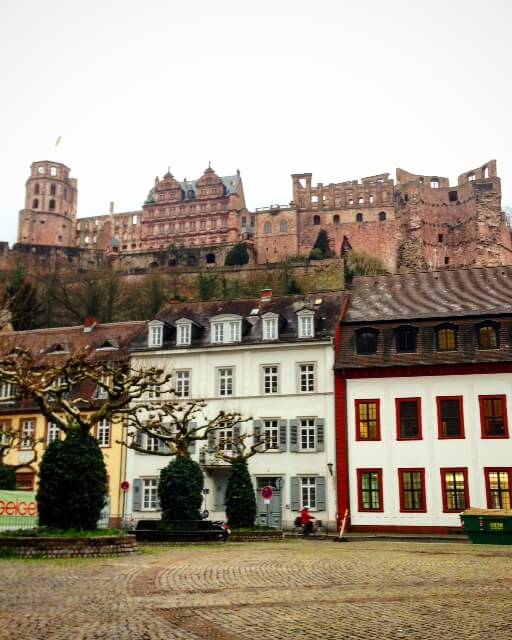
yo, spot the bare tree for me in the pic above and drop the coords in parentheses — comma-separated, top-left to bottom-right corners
(214, 430, 267, 464)
(0, 421, 41, 471)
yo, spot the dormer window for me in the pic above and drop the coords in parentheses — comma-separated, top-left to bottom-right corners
(356, 328, 378, 355)
(436, 324, 457, 351)
(0, 382, 15, 401)
(477, 321, 499, 350)
(210, 315, 242, 344)
(262, 314, 279, 341)
(148, 321, 163, 348)
(176, 320, 192, 346)
(297, 310, 315, 338)
(395, 326, 417, 353)
(48, 343, 68, 355)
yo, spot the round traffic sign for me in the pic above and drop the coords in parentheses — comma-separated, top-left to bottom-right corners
(261, 485, 273, 500)
(120, 481, 130, 492)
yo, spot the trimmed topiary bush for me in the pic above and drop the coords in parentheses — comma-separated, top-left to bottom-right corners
(158, 457, 204, 522)
(0, 465, 16, 490)
(225, 461, 257, 529)
(37, 431, 107, 530)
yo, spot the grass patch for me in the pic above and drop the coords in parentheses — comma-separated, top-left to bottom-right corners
(0, 527, 126, 538)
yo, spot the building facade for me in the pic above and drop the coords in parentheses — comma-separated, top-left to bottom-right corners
(126, 292, 343, 530)
(335, 266, 512, 533)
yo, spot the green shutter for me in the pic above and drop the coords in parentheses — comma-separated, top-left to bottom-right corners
(253, 419, 263, 450)
(289, 419, 299, 452)
(233, 423, 241, 444)
(132, 479, 142, 511)
(158, 437, 167, 453)
(315, 418, 325, 452)
(278, 419, 288, 451)
(291, 477, 300, 511)
(316, 476, 326, 511)
(188, 422, 197, 454)
(207, 430, 216, 452)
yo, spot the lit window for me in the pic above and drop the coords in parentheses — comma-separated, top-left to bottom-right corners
(175, 370, 190, 399)
(47, 422, 60, 445)
(399, 469, 426, 512)
(479, 395, 508, 438)
(300, 418, 316, 450)
(142, 478, 158, 510)
(485, 468, 511, 510)
(441, 468, 468, 512)
(298, 313, 314, 338)
(396, 398, 422, 440)
(20, 420, 35, 450)
(218, 368, 234, 396)
(263, 419, 279, 450)
(355, 400, 380, 440)
(477, 323, 498, 349)
(301, 477, 317, 509)
(263, 365, 279, 394)
(262, 317, 278, 340)
(148, 323, 163, 348)
(97, 419, 110, 447)
(177, 322, 191, 346)
(357, 469, 383, 511)
(437, 325, 457, 351)
(299, 363, 315, 392)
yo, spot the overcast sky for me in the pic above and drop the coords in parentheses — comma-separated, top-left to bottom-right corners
(1, 0, 511, 244)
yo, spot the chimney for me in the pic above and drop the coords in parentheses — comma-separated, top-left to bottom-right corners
(109, 201, 115, 214)
(83, 317, 98, 333)
(260, 288, 272, 302)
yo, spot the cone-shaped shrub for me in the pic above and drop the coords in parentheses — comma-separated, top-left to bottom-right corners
(225, 461, 256, 528)
(158, 457, 204, 522)
(37, 431, 107, 530)
(0, 465, 16, 490)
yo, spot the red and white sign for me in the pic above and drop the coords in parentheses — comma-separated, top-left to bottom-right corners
(120, 481, 130, 492)
(261, 485, 273, 504)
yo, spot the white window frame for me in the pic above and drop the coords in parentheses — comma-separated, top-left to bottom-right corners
(175, 370, 191, 399)
(218, 424, 233, 452)
(146, 434, 160, 453)
(0, 382, 14, 401)
(47, 421, 60, 445)
(142, 478, 158, 510)
(0, 421, 12, 445)
(298, 362, 316, 393)
(262, 365, 279, 395)
(147, 384, 160, 400)
(20, 419, 35, 450)
(176, 320, 192, 346)
(297, 311, 315, 339)
(210, 315, 242, 344)
(95, 374, 109, 399)
(299, 417, 316, 451)
(301, 476, 317, 510)
(218, 367, 234, 397)
(262, 315, 278, 341)
(148, 321, 163, 348)
(97, 419, 110, 448)
(263, 419, 279, 450)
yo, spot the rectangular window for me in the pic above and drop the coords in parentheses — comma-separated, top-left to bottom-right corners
(298, 315, 314, 338)
(16, 472, 35, 491)
(301, 477, 317, 509)
(299, 363, 315, 393)
(263, 419, 279, 450)
(20, 419, 35, 450)
(396, 398, 422, 440)
(441, 468, 469, 512)
(147, 385, 160, 400)
(97, 419, 110, 448)
(262, 365, 279, 395)
(146, 434, 160, 452)
(218, 425, 233, 452)
(263, 318, 278, 340)
(149, 325, 163, 347)
(357, 469, 383, 512)
(437, 396, 464, 438)
(47, 421, 60, 445)
(228, 321, 241, 342)
(218, 368, 234, 397)
(95, 374, 109, 399)
(355, 400, 380, 441)
(177, 323, 191, 346)
(0, 382, 14, 400)
(0, 420, 11, 445)
(398, 469, 426, 512)
(142, 478, 158, 510)
(175, 370, 190, 399)
(300, 418, 316, 450)
(485, 468, 512, 510)
(480, 395, 509, 438)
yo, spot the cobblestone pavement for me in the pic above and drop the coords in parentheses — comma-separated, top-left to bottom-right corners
(1, 540, 512, 639)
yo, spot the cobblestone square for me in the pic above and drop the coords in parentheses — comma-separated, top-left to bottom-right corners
(1, 539, 511, 639)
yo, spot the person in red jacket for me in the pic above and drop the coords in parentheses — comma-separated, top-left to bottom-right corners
(300, 506, 315, 536)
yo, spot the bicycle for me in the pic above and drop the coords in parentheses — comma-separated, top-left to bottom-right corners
(293, 519, 328, 540)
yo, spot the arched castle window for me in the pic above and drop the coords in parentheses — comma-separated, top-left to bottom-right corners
(313, 215, 320, 225)
(356, 213, 363, 222)
(436, 324, 457, 351)
(468, 173, 475, 182)
(378, 211, 386, 221)
(206, 253, 216, 264)
(50, 183, 56, 196)
(32, 198, 39, 209)
(431, 178, 439, 189)
(483, 166, 489, 179)
(50, 166, 57, 176)
(333, 215, 340, 225)
(279, 219, 288, 233)
(369, 195, 374, 204)
(49, 199, 56, 210)
(34, 184, 40, 195)
(263, 222, 272, 235)
(358, 196, 364, 204)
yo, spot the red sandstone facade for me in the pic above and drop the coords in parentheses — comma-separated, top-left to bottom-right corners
(15, 159, 512, 272)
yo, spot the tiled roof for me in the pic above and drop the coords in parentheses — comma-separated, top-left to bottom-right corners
(345, 266, 512, 323)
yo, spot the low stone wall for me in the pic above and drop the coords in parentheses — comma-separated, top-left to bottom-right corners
(0, 534, 137, 558)
(228, 530, 284, 542)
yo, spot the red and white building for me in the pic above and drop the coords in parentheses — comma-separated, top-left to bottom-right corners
(335, 266, 512, 533)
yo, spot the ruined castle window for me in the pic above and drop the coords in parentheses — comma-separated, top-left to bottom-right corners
(50, 183, 56, 196)
(378, 212, 386, 221)
(382, 192, 388, 201)
(132, 215, 138, 224)
(348, 199, 354, 205)
(312, 195, 318, 205)
(49, 199, 56, 210)
(50, 166, 57, 176)
(263, 222, 272, 235)
(356, 328, 378, 355)
(431, 179, 439, 189)
(76, 222, 81, 230)
(358, 196, 364, 204)
(369, 195, 374, 204)
(37, 166, 45, 174)
(436, 324, 457, 351)
(483, 166, 489, 179)
(200, 220, 206, 231)
(206, 253, 216, 265)
(468, 173, 475, 182)
(241, 216, 247, 226)
(280, 220, 288, 233)
(449, 191, 458, 202)
(395, 326, 417, 353)
(356, 213, 363, 222)
(438, 234, 444, 243)
(444, 257, 450, 265)
(34, 184, 40, 195)
(313, 215, 321, 225)
(84, 236, 90, 244)
(32, 198, 39, 209)
(477, 322, 499, 350)
(333, 215, 340, 225)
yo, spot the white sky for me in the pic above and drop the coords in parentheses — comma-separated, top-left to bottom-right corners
(1, 0, 511, 244)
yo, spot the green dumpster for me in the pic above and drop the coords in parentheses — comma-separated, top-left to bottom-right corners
(460, 508, 512, 544)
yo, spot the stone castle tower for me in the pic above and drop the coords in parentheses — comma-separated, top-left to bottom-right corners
(17, 160, 78, 247)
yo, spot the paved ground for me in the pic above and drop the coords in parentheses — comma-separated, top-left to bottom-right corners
(1, 539, 511, 639)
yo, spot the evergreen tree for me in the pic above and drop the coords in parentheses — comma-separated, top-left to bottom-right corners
(0, 465, 16, 490)
(225, 243, 250, 266)
(225, 461, 257, 528)
(158, 457, 204, 522)
(5, 261, 44, 330)
(309, 230, 333, 260)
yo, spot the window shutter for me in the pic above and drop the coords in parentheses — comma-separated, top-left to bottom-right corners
(188, 422, 197, 454)
(289, 419, 299, 452)
(253, 419, 263, 448)
(315, 418, 325, 452)
(132, 479, 142, 512)
(316, 476, 326, 511)
(278, 419, 288, 452)
(207, 429, 216, 452)
(291, 477, 300, 511)
(199, 449, 206, 465)
(134, 431, 142, 447)
(233, 423, 241, 444)
(158, 437, 167, 454)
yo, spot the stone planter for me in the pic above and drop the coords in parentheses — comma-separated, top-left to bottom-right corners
(228, 530, 284, 542)
(0, 534, 137, 558)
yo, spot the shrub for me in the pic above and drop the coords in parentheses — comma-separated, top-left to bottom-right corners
(37, 431, 107, 530)
(308, 248, 325, 261)
(225, 243, 250, 266)
(311, 229, 333, 259)
(0, 465, 16, 490)
(225, 461, 256, 529)
(158, 457, 204, 522)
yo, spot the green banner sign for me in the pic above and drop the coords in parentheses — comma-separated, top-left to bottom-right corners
(0, 489, 38, 529)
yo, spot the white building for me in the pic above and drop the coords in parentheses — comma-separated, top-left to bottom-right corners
(336, 266, 512, 533)
(125, 291, 343, 530)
